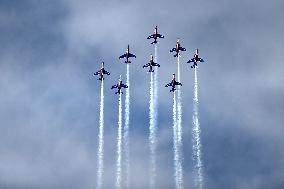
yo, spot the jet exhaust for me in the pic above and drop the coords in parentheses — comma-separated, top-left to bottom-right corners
(177, 55, 184, 189)
(97, 80, 105, 189)
(148, 44, 159, 189)
(192, 68, 204, 189)
(154, 44, 159, 125)
(116, 93, 123, 189)
(123, 64, 130, 189)
(154, 44, 159, 100)
(177, 56, 183, 144)
(149, 71, 156, 189)
(172, 91, 181, 189)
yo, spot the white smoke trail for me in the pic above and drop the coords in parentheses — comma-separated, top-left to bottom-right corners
(123, 64, 130, 189)
(149, 72, 156, 189)
(148, 43, 159, 189)
(116, 93, 123, 189)
(97, 80, 104, 189)
(154, 44, 159, 137)
(154, 44, 159, 118)
(154, 44, 159, 100)
(172, 91, 179, 189)
(192, 68, 204, 189)
(177, 55, 184, 188)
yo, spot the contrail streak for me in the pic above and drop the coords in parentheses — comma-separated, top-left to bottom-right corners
(177, 56, 183, 144)
(154, 44, 159, 120)
(116, 93, 123, 189)
(154, 44, 159, 101)
(148, 44, 159, 189)
(123, 64, 130, 189)
(154, 44, 159, 137)
(149, 72, 156, 189)
(192, 68, 204, 189)
(97, 80, 104, 189)
(177, 55, 184, 189)
(172, 91, 179, 189)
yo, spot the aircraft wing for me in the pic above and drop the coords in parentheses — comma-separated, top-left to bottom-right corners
(128, 53, 136, 58)
(103, 70, 110, 75)
(111, 84, 118, 89)
(94, 71, 100, 75)
(153, 63, 160, 67)
(170, 48, 176, 52)
(165, 82, 173, 87)
(157, 34, 164, 38)
(180, 47, 186, 51)
(175, 81, 182, 86)
(119, 54, 126, 59)
(187, 58, 194, 63)
(143, 63, 150, 68)
(147, 35, 154, 39)
(199, 58, 204, 62)
(121, 84, 128, 88)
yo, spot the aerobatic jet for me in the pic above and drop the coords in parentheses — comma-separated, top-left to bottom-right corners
(165, 74, 182, 92)
(111, 76, 128, 94)
(143, 54, 160, 72)
(147, 26, 164, 44)
(93, 62, 110, 80)
(170, 39, 186, 57)
(119, 45, 136, 63)
(187, 49, 204, 68)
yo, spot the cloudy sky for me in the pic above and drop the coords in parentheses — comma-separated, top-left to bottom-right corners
(0, 0, 284, 188)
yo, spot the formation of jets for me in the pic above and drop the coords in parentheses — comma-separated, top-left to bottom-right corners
(143, 54, 160, 72)
(93, 26, 205, 94)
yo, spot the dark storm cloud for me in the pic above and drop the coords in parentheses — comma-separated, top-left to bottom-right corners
(0, 0, 284, 188)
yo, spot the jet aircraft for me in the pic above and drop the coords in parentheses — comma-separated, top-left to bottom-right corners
(187, 49, 204, 68)
(143, 54, 160, 72)
(94, 62, 110, 80)
(165, 74, 182, 92)
(170, 39, 186, 57)
(111, 76, 128, 94)
(119, 45, 136, 63)
(147, 26, 164, 44)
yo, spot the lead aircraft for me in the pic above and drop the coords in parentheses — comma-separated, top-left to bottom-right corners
(147, 26, 164, 44)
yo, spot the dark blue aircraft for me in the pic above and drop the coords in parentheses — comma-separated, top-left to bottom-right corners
(119, 45, 136, 63)
(143, 54, 160, 72)
(94, 62, 110, 80)
(165, 74, 182, 92)
(170, 39, 186, 57)
(111, 76, 128, 94)
(147, 26, 164, 44)
(187, 49, 204, 68)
